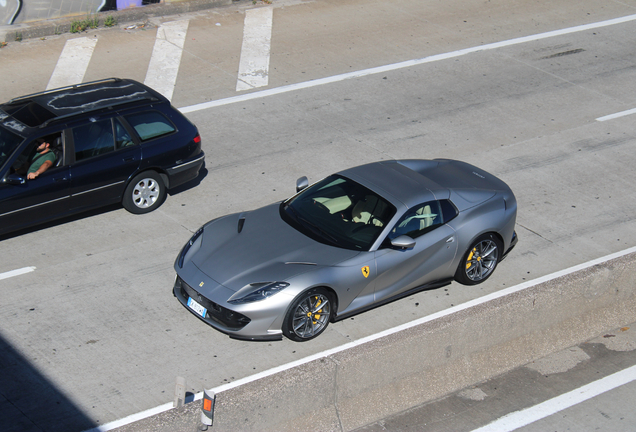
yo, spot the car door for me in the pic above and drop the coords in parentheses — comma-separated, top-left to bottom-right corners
(373, 200, 458, 302)
(68, 117, 141, 211)
(0, 133, 71, 234)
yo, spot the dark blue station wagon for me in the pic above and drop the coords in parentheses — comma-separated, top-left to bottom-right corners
(0, 78, 204, 236)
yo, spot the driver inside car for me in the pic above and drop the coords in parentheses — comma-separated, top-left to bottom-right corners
(26, 138, 56, 180)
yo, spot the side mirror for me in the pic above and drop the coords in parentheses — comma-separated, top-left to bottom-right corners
(4, 174, 26, 185)
(390, 235, 416, 250)
(296, 176, 308, 192)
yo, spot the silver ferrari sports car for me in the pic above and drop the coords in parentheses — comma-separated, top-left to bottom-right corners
(173, 159, 517, 341)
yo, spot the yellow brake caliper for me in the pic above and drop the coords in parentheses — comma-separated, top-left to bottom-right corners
(309, 296, 322, 324)
(466, 248, 476, 269)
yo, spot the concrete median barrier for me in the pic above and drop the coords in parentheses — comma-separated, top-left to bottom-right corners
(112, 249, 636, 432)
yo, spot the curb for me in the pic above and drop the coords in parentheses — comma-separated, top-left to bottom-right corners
(1, 0, 243, 43)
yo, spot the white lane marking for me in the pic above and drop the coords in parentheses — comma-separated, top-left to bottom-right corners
(180, 13, 636, 114)
(0, 266, 36, 281)
(470, 364, 636, 432)
(46, 37, 98, 90)
(84, 402, 174, 432)
(596, 107, 636, 121)
(84, 244, 636, 432)
(236, 6, 274, 91)
(144, 20, 190, 101)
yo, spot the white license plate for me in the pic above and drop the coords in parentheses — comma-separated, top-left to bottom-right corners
(187, 297, 207, 318)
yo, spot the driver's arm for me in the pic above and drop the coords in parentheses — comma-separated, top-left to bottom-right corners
(27, 160, 54, 180)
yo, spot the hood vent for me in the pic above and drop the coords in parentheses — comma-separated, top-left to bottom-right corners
(237, 213, 246, 233)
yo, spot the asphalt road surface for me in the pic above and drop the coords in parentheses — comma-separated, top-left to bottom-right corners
(1, 0, 636, 430)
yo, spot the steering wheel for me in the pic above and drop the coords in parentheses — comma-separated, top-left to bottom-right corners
(312, 200, 330, 213)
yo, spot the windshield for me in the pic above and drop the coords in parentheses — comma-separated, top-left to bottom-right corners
(0, 125, 23, 170)
(280, 175, 396, 251)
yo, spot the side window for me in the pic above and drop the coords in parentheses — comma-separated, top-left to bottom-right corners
(440, 199, 458, 223)
(73, 119, 115, 162)
(388, 200, 443, 240)
(124, 111, 176, 141)
(11, 132, 62, 176)
(0, 127, 23, 170)
(114, 119, 135, 149)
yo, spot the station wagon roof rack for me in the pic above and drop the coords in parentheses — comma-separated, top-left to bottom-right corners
(1, 78, 164, 129)
(8, 78, 124, 104)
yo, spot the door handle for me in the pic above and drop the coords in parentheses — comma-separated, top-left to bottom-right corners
(123, 157, 136, 162)
(53, 176, 68, 182)
(446, 237, 455, 243)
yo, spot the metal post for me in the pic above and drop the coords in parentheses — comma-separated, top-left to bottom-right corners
(174, 376, 186, 409)
(200, 389, 216, 429)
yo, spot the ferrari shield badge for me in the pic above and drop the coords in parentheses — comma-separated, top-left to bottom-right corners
(361, 266, 370, 278)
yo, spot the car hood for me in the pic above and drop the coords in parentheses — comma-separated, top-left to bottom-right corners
(190, 202, 359, 291)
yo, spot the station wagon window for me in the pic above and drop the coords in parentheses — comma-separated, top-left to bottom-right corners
(0, 126, 23, 170)
(0, 101, 56, 127)
(114, 118, 135, 148)
(124, 111, 175, 141)
(73, 119, 115, 162)
(388, 200, 444, 241)
(10, 132, 63, 176)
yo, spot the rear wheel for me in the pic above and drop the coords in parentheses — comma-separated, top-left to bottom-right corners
(122, 171, 166, 214)
(454, 233, 502, 285)
(283, 288, 334, 342)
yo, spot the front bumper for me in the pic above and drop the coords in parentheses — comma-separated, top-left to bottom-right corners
(173, 276, 284, 341)
(501, 230, 518, 261)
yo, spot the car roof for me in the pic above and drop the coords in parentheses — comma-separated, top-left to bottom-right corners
(339, 159, 510, 210)
(0, 78, 165, 135)
(339, 160, 443, 209)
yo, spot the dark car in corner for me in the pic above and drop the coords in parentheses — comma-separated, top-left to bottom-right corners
(0, 78, 204, 235)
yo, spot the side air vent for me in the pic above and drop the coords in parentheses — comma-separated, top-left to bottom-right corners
(237, 212, 246, 233)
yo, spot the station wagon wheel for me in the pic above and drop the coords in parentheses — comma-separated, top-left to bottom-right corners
(122, 171, 166, 214)
(454, 233, 503, 285)
(283, 288, 334, 342)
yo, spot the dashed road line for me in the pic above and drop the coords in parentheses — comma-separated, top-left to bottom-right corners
(596, 107, 636, 121)
(46, 37, 98, 90)
(236, 6, 273, 91)
(0, 266, 36, 281)
(144, 20, 190, 101)
(470, 364, 636, 432)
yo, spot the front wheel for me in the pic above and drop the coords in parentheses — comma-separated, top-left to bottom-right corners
(454, 233, 502, 285)
(283, 288, 334, 342)
(122, 171, 166, 214)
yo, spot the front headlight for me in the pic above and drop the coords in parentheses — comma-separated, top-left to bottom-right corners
(178, 226, 204, 268)
(227, 282, 290, 304)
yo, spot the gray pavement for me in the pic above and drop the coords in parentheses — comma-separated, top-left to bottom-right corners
(2, 0, 636, 431)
